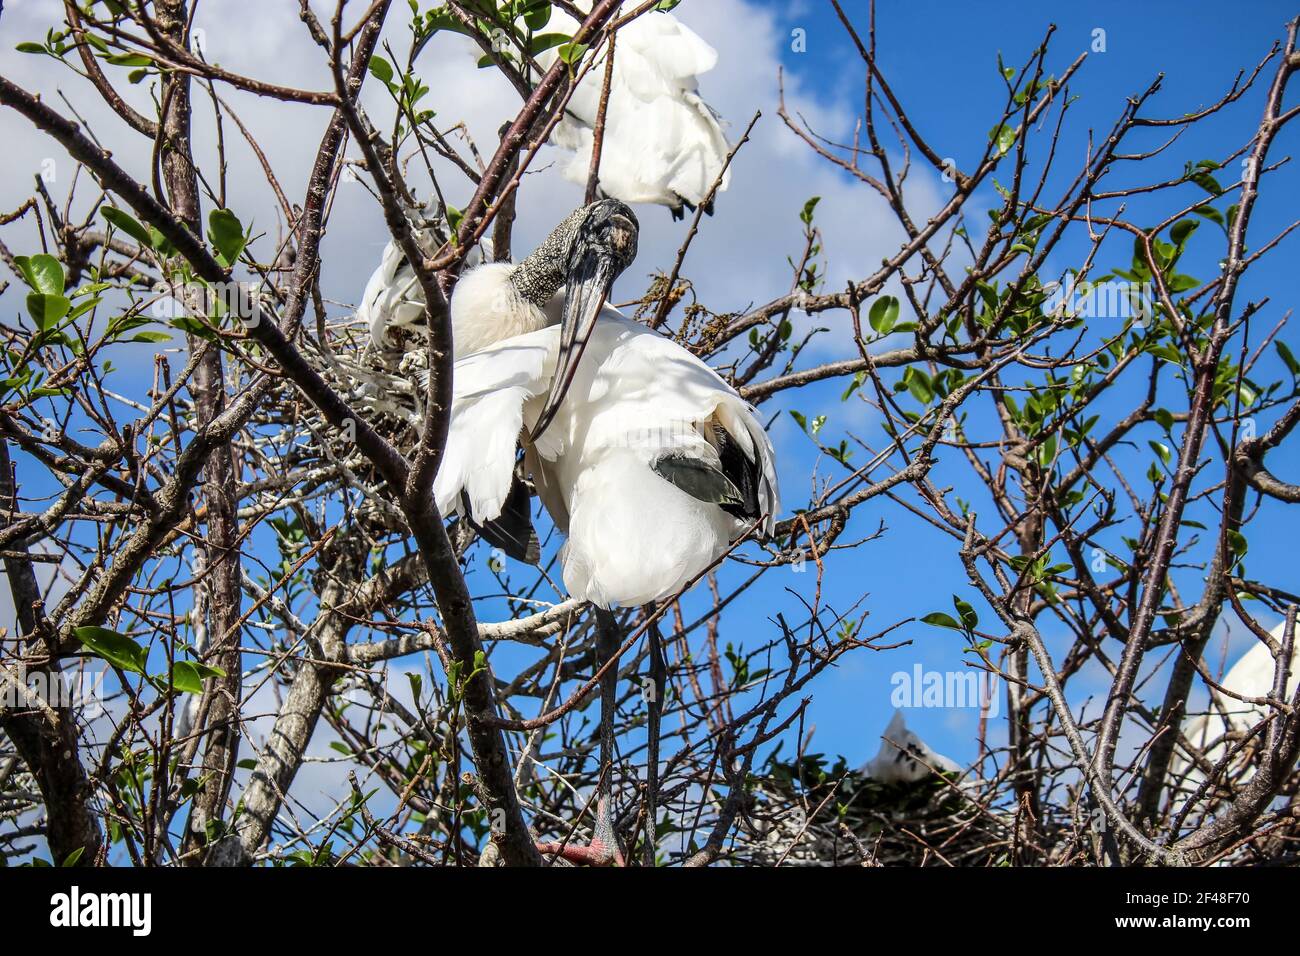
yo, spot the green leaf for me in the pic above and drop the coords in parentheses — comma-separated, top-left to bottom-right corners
(953, 595, 979, 632)
(557, 41, 588, 65)
(1192, 204, 1226, 229)
(171, 661, 205, 695)
(446, 204, 464, 236)
(16, 41, 48, 54)
(1226, 529, 1248, 558)
(131, 330, 172, 343)
(60, 846, 86, 867)
(105, 52, 152, 67)
(27, 293, 71, 330)
(799, 196, 821, 225)
(868, 295, 900, 334)
(103, 206, 154, 248)
(75, 626, 148, 675)
(207, 208, 247, 266)
(921, 612, 962, 630)
(528, 33, 571, 55)
(169, 661, 221, 694)
(989, 124, 1017, 156)
(789, 409, 808, 432)
(1170, 218, 1199, 248)
(368, 54, 394, 84)
(1276, 340, 1300, 377)
(1148, 440, 1171, 466)
(1188, 164, 1224, 196)
(523, 1, 553, 29)
(14, 253, 65, 294)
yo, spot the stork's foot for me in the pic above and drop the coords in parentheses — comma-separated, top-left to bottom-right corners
(536, 836, 624, 866)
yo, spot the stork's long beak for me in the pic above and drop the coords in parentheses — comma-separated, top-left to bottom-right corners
(530, 206, 637, 443)
(530, 249, 615, 443)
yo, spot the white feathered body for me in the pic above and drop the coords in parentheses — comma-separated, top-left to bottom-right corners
(361, 234, 491, 353)
(860, 710, 961, 785)
(1176, 620, 1299, 785)
(434, 307, 778, 608)
(537, 9, 730, 211)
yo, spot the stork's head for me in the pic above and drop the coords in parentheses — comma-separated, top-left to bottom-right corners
(530, 199, 639, 441)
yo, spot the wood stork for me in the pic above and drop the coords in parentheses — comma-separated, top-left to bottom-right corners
(860, 711, 961, 784)
(434, 198, 778, 605)
(532, 6, 731, 218)
(433, 198, 779, 864)
(1174, 619, 1299, 789)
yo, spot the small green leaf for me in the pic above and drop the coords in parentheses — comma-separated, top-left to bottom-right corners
(953, 595, 979, 632)
(921, 612, 962, 630)
(528, 33, 571, 55)
(103, 206, 154, 247)
(75, 626, 147, 675)
(171, 660, 224, 693)
(368, 55, 394, 84)
(868, 295, 900, 334)
(1226, 529, 1248, 558)
(557, 41, 588, 65)
(105, 52, 152, 67)
(1276, 340, 1299, 377)
(989, 124, 1017, 156)
(14, 253, 65, 295)
(799, 196, 821, 225)
(171, 661, 205, 695)
(27, 293, 71, 330)
(207, 208, 247, 266)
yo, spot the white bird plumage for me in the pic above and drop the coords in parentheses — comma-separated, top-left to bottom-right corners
(434, 308, 778, 608)
(860, 710, 961, 785)
(1174, 620, 1299, 786)
(536, 8, 731, 215)
(359, 214, 492, 354)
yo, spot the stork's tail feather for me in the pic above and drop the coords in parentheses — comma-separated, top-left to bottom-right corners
(462, 474, 540, 564)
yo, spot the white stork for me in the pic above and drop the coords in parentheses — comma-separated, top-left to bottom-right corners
(532, 5, 731, 218)
(432, 198, 778, 864)
(1174, 619, 1299, 790)
(434, 198, 778, 605)
(861, 710, 962, 785)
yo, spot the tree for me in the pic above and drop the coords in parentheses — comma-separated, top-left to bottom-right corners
(1, 0, 1298, 867)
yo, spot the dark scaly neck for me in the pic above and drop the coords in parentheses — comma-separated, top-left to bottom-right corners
(509, 205, 587, 306)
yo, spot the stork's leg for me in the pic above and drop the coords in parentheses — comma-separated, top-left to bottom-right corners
(536, 608, 624, 866)
(591, 607, 623, 861)
(643, 607, 666, 867)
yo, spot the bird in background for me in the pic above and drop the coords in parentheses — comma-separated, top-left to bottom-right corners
(530, 4, 731, 218)
(860, 710, 962, 785)
(1173, 618, 1300, 789)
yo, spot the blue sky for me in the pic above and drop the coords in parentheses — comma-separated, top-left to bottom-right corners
(701, 0, 1300, 770)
